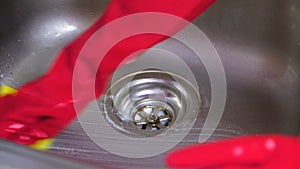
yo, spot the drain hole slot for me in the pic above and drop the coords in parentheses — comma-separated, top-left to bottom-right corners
(133, 106, 173, 131)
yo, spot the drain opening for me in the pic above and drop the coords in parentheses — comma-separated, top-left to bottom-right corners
(133, 106, 172, 131)
(101, 70, 200, 137)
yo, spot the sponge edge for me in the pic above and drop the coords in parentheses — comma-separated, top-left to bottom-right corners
(0, 84, 55, 151)
(29, 138, 55, 151)
(0, 84, 18, 96)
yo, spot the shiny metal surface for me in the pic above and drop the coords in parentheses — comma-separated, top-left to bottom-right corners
(133, 105, 173, 131)
(0, 140, 101, 169)
(0, 0, 299, 169)
(102, 70, 200, 137)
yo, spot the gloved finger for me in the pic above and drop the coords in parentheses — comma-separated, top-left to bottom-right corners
(166, 135, 286, 168)
(0, 120, 39, 145)
(218, 166, 254, 169)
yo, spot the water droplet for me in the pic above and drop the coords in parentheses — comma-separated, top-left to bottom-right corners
(265, 139, 276, 151)
(19, 135, 32, 141)
(8, 123, 25, 130)
(233, 146, 244, 156)
(28, 129, 48, 138)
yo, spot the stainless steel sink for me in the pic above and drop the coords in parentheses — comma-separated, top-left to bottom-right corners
(0, 0, 299, 168)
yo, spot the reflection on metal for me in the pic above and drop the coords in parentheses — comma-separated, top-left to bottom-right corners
(133, 106, 173, 131)
(102, 70, 200, 137)
(0, 0, 299, 168)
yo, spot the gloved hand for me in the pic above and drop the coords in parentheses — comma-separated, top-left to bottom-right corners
(166, 135, 300, 169)
(0, 0, 215, 145)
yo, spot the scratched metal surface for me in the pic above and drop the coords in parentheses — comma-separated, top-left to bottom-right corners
(0, 0, 299, 169)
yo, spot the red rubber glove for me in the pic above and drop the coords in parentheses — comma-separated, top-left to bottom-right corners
(166, 135, 300, 169)
(0, 0, 215, 145)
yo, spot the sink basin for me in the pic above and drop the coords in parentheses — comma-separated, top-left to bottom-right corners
(0, 0, 299, 168)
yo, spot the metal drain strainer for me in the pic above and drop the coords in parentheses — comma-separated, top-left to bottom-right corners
(133, 106, 172, 131)
(100, 70, 200, 137)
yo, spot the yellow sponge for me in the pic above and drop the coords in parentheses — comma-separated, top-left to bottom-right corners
(29, 138, 55, 151)
(0, 85, 18, 96)
(0, 84, 55, 151)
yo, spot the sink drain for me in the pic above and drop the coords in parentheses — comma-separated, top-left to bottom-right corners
(133, 105, 172, 131)
(100, 70, 200, 137)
